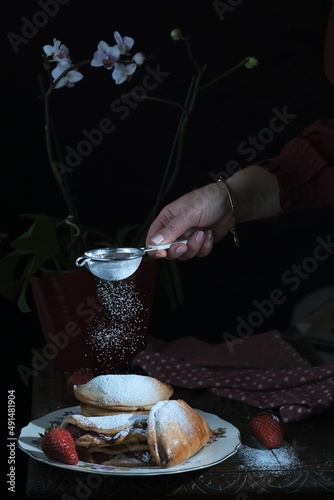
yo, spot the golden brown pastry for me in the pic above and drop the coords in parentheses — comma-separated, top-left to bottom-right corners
(61, 412, 152, 466)
(60, 399, 212, 467)
(147, 399, 212, 467)
(74, 374, 174, 416)
(78, 401, 151, 417)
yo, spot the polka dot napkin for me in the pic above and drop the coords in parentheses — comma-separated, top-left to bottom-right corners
(134, 330, 334, 422)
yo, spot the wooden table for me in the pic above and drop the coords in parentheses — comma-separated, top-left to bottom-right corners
(23, 355, 334, 499)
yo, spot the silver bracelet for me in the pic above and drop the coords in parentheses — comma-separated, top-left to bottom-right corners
(218, 176, 240, 247)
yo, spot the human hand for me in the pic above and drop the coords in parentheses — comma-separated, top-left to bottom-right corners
(145, 182, 233, 260)
(145, 166, 280, 260)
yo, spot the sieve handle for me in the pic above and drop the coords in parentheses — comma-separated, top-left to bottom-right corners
(76, 256, 91, 267)
(144, 239, 187, 252)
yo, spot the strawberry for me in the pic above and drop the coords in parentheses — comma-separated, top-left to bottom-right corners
(66, 370, 93, 397)
(41, 427, 79, 465)
(249, 411, 284, 449)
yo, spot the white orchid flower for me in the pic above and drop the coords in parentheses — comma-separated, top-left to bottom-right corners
(43, 38, 71, 65)
(112, 62, 137, 84)
(51, 63, 84, 89)
(90, 41, 121, 69)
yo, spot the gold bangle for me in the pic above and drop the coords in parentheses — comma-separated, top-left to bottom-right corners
(217, 176, 240, 247)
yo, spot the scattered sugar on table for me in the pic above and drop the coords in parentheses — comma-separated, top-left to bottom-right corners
(241, 444, 303, 475)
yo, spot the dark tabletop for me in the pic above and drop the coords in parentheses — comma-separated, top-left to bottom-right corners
(20, 353, 334, 500)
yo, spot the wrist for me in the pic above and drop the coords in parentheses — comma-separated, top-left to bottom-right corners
(217, 177, 239, 247)
(227, 165, 280, 223)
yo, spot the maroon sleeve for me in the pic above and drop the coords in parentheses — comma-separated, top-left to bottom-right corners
(259, 120, 334, 213)
(258, 1, 334, 214)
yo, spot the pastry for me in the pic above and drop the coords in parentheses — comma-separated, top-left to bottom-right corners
(74, 374, 174, 416)
(147, 399, 212, 467)
(61, 399, 212, 467)
(61, 412, 152, 466)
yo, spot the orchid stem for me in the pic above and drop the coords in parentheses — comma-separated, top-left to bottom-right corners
(133, 72, 201, 247)
(200, 57, 252, 91)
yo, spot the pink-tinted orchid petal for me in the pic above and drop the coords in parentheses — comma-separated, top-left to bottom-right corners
(43, 38, 71, 64)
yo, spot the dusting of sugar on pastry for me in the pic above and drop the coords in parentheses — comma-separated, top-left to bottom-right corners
(150, 400, 192, 432)
(76, 374, 172, 406)
(63, 412, 147, 431)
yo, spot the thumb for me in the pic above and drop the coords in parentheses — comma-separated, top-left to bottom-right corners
(146, 214, 190, 246)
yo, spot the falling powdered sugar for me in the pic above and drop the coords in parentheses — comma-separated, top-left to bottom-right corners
(85, 279, 147, 372)
(96, 279, 145, 321)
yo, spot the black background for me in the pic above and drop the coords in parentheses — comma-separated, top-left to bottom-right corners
(2, 1, 334, 497)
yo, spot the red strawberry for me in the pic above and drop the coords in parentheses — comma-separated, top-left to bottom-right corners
(249, 412, 284, 449)
(66, 370, 93, 397)
(41, 427, 79, 465)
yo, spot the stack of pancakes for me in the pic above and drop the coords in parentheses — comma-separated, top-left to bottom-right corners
(74, 373, 174, 416)
(60, 374, 212, 467)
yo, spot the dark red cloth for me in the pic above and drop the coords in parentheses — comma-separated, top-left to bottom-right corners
(259, 1, 334, 213)
(260, 120, 334, 213)
(134, 331, 334, 423)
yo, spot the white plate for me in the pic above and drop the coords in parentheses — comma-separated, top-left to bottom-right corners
(18, 406, 241, 476)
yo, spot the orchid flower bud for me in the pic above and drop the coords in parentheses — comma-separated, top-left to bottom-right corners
(133, 52, 145, 65)
(244, 56, 259, 69)
(170, 28, 182, 41)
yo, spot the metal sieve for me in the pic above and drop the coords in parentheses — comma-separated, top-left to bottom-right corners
(75, 240, 187, 281)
